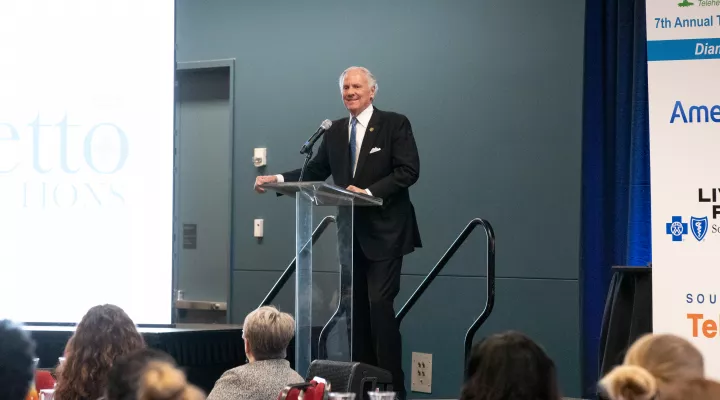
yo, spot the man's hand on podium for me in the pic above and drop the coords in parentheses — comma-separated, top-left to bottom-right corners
(346, 185, 368, 195)
(254, 175, 278, 193)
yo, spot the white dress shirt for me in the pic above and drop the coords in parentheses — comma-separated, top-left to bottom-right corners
(276, 104, 374, 196)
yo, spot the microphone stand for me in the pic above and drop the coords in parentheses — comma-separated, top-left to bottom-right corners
(298, 148, 313, 182)
(299, 121, 329, 182)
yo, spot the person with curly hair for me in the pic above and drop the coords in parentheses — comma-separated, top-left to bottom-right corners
(55, 304, 146, 400)
(0, 319, 37, 400)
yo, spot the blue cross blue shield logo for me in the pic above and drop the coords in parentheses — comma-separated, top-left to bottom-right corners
(690, 216, 708, 241)
(666, 216, 688, 241)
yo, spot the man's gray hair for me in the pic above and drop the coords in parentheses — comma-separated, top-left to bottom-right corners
(338, 66, 378, 94)
(242, 306, 295, 360)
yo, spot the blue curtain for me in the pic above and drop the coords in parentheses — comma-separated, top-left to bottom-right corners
(581, 0, 651, 396)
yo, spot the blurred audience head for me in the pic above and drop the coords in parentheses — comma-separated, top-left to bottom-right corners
(242, 306, 295, 362)
(600, 333, 711, 400)
(106, 348, 205, 400)
(623, 333, 703, 380)
(0, 319, 36, 400)
(55, 304, 145, 400)
(460, 331, 560, 400)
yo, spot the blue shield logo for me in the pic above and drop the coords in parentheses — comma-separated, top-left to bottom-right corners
(691, 216, 708, 241)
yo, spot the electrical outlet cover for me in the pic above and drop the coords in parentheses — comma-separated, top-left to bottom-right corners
(411, 352, 432, 393)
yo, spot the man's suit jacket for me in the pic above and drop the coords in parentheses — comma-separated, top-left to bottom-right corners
(282, 107, 422, 261)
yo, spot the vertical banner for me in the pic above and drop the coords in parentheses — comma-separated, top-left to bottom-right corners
(647, 0, 720, 376)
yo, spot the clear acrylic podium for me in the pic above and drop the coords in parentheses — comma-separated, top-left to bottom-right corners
(262, 182, 383, 376)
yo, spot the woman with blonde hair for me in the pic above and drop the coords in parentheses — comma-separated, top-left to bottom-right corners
(207, 306, 303, 400)
(599, 333, 720, 400)
(105, 348, 205, 400)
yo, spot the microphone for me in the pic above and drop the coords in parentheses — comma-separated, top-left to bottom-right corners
(300, 119, 332, 155)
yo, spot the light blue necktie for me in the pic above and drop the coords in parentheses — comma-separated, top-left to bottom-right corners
(349, 117, 358, 175)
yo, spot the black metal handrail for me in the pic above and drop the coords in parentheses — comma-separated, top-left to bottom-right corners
(396, 218, 495, 321)
(394, 218, 495, 367)
(262, 215, 495, 372)
(317, 295, 341, 359)
(463, 219, 495, 367)
(259, 216, 336, 308)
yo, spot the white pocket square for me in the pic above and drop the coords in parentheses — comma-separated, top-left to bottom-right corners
(369, 147, 382, 154)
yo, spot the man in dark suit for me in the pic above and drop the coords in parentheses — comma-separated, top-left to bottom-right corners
(255, 66, 421, 399)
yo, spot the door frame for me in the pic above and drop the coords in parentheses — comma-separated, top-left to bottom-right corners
(174, 59, 236, 324)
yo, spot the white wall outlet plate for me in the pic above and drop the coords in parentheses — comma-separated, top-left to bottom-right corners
(411, 352, 432, 393)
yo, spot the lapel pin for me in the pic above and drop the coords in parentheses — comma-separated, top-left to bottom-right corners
(369, 127, 374, 132)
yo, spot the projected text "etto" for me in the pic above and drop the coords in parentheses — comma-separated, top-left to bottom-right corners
(0, 115, 128, 174)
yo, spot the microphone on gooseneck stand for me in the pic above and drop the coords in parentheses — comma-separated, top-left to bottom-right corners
(300, 119, 332, 155)
(299, 119, 332, 181)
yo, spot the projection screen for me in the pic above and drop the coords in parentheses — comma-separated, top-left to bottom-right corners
(0, 1, 176, 325)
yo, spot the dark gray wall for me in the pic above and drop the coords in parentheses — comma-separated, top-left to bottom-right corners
(176, 0, 585, 398)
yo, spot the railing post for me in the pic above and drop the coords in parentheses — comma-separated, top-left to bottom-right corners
(464, 220, 496, 370)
